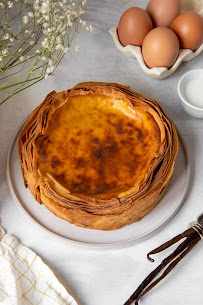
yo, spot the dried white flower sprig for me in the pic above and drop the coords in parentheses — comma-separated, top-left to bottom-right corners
(0, 0, 93, 105)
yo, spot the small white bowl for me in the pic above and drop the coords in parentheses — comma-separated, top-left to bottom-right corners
(178, 69, 203, 118)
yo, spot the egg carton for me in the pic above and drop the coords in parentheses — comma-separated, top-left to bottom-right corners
(109, 0, 203, 79)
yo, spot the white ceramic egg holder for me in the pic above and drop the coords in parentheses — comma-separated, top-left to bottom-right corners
(109, 0, 203, 79)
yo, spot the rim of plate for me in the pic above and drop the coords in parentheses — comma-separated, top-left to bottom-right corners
(7, 123, 191, 250)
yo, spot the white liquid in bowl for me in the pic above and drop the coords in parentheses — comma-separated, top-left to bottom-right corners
(184, 79, 203, 108)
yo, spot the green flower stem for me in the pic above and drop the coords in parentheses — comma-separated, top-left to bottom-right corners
(1, 5, 8, 69)
(2, 22, 41, 70)
(0, 63, 32, 81)
(2, 54, 38, 72)
(0, 77, 43, 105)
(0, 70, 34, 89)
(0, 76, 41, 90)
(7, 2, 27, 25)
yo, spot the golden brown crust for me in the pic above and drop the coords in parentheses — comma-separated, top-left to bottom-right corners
(18, 82, 178, 230)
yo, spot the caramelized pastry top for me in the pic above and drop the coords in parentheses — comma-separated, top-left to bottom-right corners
(35, 94, 161, 199)
(18, 82, 178, 230)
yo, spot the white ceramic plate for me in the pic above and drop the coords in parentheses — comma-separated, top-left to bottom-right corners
(7, 125, 190, 250)
(109, 0, 203, 79)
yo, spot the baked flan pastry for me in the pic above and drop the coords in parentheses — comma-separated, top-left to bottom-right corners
(18, 82, 178, 230)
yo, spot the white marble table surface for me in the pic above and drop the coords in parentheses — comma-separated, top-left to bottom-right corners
(0, 1, 203, 304)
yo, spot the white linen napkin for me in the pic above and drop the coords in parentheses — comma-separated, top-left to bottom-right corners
(0, 226, 78, 305)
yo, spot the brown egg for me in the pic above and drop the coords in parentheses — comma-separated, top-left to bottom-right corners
(170, 12, 203, 50)
(118, 7, 153, 47)
(146, 0, 181, 28)
(142, 27, 179, 68)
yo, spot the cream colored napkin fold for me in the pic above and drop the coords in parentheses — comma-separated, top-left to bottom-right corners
(0, 226, 77, 305)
